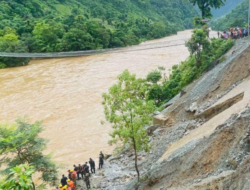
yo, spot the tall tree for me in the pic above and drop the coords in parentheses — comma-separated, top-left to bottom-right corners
(186, 0, 226, 18)
(0, 119, 59, 187)
(102, 70, 156, 181)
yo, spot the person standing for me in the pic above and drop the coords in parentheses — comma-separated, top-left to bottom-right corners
(89, 158, 95, 174)
(78, 164, 84, 179)
(100, 151, 104, 164)
(99, 154, 104, 169)
(70, 169, 77, 186)
(84, 162, 90, 173)
(61, 175, 68, 187)
(73, 164, 80, 180)
(83, 173, 91, 189)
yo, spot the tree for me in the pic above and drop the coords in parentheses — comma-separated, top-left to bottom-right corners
(185, 27, 211, 67)
(102, 70, 156, 181)
(0, 164, 45, 190)
(62, 28, 93, 51)
(0, 119, 59, 187)
(186, 0, 226, 18)
(32, 21, 64, 52)
(0, 31, 30, 67)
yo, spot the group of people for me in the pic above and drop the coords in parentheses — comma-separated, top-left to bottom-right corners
(58, 151, 105, 190)
(218, 27, 249, 39)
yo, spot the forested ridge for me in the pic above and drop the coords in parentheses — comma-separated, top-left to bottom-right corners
(0, 0, 197, 67)
(212, 0, 248, 30)
(211, 0, 244, 18)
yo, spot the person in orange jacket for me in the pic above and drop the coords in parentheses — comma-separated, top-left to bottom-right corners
(67, 179, 76, 190)
(70, 169, 77, 185)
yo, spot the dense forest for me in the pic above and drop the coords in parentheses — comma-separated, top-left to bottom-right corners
(0, 0, 197, 67)
(211, 0, 244, 18)
(212, 0, 248, 30)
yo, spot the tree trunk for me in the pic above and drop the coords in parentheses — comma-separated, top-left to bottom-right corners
(32, 182, 36, 190)
(132, 137, 140, 181)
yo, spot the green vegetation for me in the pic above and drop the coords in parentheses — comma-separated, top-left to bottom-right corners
(185, 0, 226, 18)
(212, 0, 249, 30)
(0, 0, 198, 68)
(147, 26, 235, 106)
(102, 70, 156, 181)
(0, 164, 45, 190)
(0, 119, 59, 188)
(101, 30, 234, 182)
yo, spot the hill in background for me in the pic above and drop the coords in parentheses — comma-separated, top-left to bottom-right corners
(0, 0, 197, 54)
(212, 0, 248, 30)
(211, 0, 244, 19)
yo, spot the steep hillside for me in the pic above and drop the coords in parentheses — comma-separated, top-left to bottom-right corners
(92, 37, 250, 190)
(211, 0, 244, 18)
(0, 0, 197, 53)
(212, 0, 248, 30)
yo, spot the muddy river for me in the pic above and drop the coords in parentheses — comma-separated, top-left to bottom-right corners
(0, 30, 217, 170)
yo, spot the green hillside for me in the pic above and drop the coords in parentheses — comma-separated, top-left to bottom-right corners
(0, 0, 198, 67)
(212, 0, 248, 30)
(211, 0, 244, 18)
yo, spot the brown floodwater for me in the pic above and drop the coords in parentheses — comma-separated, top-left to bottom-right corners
(0, 30, 217, 170)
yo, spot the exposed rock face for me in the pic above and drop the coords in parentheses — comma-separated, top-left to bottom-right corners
(97, 38, 250, 190)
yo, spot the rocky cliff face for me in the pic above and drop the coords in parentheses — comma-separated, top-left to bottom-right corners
(92, 38, 250, 190)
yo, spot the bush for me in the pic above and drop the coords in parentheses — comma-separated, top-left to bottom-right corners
(0, 62, 6, 68)
(146, 70, 162, 84)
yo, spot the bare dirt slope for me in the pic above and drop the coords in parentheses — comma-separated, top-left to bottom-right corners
(98, 38, 250, 190)
(137, 38, 250, 190)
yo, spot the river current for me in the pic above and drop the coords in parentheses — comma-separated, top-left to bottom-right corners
(0, 30, 216, 168)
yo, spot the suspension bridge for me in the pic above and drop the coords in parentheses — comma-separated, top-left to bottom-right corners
(0, 38, 190, 58)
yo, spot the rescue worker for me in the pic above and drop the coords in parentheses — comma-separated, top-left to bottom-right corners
(84, 172, 91, 189)
(67, 179, 76, 190)
(74, 164, 80, 180)
(89, 158, 95, 174)
(70, 169, 77, 186)
(59, 184, 63, 190)
(61, 174, 68, 187)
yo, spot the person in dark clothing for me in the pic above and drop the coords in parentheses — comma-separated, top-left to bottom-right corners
(78, 164, 84, 179)
(83, 173, 91, 189)
(99, 154, 104, 169)
(84, 162, 90, 173)
(100, 151, 104, 165)
(89, 158, 95, 174)
(73, 165, 80, 180)
(61, 175, 68, 187)
(73, 165, 78, 172)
